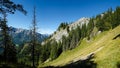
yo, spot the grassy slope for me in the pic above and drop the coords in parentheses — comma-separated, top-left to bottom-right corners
(39, 25, 120, 68)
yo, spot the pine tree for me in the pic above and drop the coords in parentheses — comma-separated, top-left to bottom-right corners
(31, 7, 37, 68)
(50, 40, 58, 60)
(87, 18, 94, 40)
(0, 0, 26, 64)
(0, 0, 27, 15)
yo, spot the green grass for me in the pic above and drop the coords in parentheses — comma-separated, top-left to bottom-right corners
(94, 38, 120, 68)
(38, 25, 120, 68)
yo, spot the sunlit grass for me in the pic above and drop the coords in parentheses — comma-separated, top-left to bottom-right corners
(94, 38, 120, 68)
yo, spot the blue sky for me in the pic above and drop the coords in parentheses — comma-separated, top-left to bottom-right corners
(7, 0, 120, 34)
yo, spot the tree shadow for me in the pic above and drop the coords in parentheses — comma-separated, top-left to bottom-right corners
(0, 63, 33, 68)
(113, 34, 120, 40)
(117, 62, 120, 68)
(45, 53, 97, 68)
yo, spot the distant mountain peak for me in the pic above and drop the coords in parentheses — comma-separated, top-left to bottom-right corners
(6, 27, 49, 45)
(42, 17, 90, 45)
(69, 17, 90, 30)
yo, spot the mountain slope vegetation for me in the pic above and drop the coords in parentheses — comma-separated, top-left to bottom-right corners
(39, 24, 120, 68)
(38, 7, 120, 68)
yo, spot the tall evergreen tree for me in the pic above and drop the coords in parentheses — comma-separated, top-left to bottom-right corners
(0, 0, 26, 63)
(31, 7, 37, 68)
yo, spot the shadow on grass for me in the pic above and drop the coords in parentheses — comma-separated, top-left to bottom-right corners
(45, 53, 97, 68)
(117, 62, 120, 68)
(0, 63, 33, 68)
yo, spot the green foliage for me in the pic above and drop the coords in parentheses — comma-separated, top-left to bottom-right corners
(17, 42, 41, 67)
(112, 6, 120, 28)
(57, 22, 68, 31)
(96, 7, 120, 31)
(61, 26, 82, 51)
(0, 0, 27, 15)
(66, 26, 69, 32)
(81, 24, 87, 38)
(0, 18, 17, 63)
(0, 0, 26, 66)
(87, 18, 94, 40)
(39, 40, 62, 62)
(50, 40, 58, 60)
(40, 41, 51, 62)
(61, 35, 67, 51)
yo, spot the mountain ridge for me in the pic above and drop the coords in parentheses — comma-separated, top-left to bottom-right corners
(51, 17, 90, 42)
(8, 27, 48, 45)
(42, 17, 90, 45)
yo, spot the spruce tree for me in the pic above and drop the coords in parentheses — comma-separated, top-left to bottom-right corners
(0, 0, 26, 63)
(31, 7, 37, 68)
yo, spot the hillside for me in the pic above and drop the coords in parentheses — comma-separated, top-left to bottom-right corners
(38, 7, 120, 68)
(41, 17, 89, 45)
(39, 25, 120, 68)
(51, 17, 89, 42)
